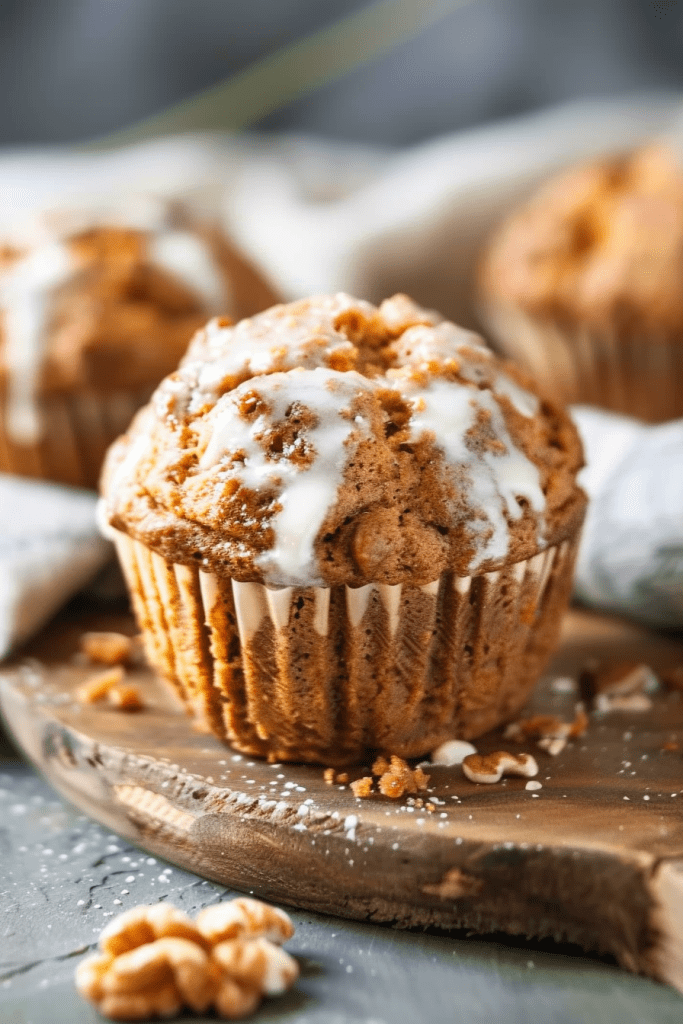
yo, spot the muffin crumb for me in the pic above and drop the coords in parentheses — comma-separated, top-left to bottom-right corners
(76, 666, 125, 704)
(108, 684, 145, 712)
(580, 660, 658, 703)
(350, 777, 374, 798)
(505, 706, 588, 756)
(376, 756, 430, 799)
(80, 631, 133, 666)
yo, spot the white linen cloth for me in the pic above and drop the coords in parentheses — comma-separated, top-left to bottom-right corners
(0, 475, 110, 655)
(1, 94, 683, 656)
(573, 409, 683, 629)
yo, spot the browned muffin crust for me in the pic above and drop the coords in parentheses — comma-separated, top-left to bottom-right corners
(102, 294, 585, 588)
(480, 144, 683, 340)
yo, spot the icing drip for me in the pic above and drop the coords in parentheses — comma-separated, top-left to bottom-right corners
(390, 320, 544, 564)
(490, 372, 539, 418)
(392, 321, 540, 418)
(148, 230, 229, 313)
(1, 241, 73, 443)
(191, 293, 370, 402)
(403, 377, 545, 567)
(200, 367, 374, 586)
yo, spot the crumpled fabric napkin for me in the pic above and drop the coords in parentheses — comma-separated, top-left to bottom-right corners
(0, 475, 111, 656)
(1, 94, 683, 656)
(573, 409, 683, 629)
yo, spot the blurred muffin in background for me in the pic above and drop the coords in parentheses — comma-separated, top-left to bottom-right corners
(479, 144, 683, 422)
(0, 196, 279, 488)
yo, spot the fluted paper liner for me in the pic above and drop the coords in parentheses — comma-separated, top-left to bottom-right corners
(0, 388, 150, 489)
(482, 302, 683, 423)
(114, 528, 581, 765)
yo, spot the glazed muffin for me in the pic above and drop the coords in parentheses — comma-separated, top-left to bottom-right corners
(0, 197, 279, 488)
(479, 144, 683, 422)
(100, 293, 586, 765)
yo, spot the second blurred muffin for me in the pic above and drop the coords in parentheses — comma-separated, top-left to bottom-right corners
(479, 144, 683, 422)
(0, 197, 279, 487)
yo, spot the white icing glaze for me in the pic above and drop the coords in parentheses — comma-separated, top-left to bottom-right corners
(392, 321, 539, 419)
(391, 321, 488, 371)
(403, 377, 545, 568)
(191, 293, 369, 400)
(200, 366, 375, 587)
(378, 293, 442, 331)
(1, 241, 73, 442)
(492, 371, 540, 418)
(0, 199, 227, 443)
(148, 230, 229, 312)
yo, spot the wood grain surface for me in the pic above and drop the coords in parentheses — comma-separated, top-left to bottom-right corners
(1, 607, 682, 992)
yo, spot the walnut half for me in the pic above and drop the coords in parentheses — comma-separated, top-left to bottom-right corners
(75, 898, 298, 1021)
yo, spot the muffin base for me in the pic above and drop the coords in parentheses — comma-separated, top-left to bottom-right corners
(482, 302, 683, 422)
(0, 389, 151, 489)
(114, 530, 581, 766)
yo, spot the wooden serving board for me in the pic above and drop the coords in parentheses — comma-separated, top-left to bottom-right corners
(2, 608, 683, 990)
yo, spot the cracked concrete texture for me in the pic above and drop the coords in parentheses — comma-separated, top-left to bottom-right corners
(2, 758, 683, 1024)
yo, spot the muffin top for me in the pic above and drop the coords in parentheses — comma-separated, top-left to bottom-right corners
(0, 195, 278, 443)
(480, 144, 683, 339)
(101, 293, 585, 588)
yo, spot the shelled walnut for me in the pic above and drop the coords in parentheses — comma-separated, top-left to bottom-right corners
(75, 898, 298, 1020)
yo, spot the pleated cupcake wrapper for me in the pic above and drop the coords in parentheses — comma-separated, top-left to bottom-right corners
(114, 529, 581, 764)
(0, 388, 150, 489)
(482, 302, 683, 423)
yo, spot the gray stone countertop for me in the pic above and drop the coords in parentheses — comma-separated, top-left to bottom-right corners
(2, 730, 683, 1024)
